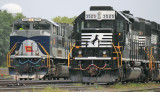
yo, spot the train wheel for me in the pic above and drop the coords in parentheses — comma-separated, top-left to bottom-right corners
(108, 82, 115, 85)
(53, 78, 56, 80)
(91, 83, 94, 85)
(82, 83, 85, 85)
(64, 78, 67, 80)
(86, 83, 90, 85)
(48, 78, 52, 80)
(66, 78, 69, 80)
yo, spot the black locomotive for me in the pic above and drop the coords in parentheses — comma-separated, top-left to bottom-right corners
(69, 6, 160, 83)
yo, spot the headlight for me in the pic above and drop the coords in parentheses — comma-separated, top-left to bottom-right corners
(40, 30, 44, 34)
(35, 51, 39, 55)
(15, 50, 19, 55)
(103, 51, 106, 55)
(42, 56, 46, 59)
(78, 50, 82, 55)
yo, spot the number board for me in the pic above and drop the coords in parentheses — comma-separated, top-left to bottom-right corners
(85, 11, 115, 20)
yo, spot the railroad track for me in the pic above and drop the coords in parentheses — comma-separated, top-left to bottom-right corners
(0, 80, 72, 86)
(0, 85, 91, 92)
(0, 80, 97, 92)
(1, 80, 160, 92)
(2, 84, 160, 92)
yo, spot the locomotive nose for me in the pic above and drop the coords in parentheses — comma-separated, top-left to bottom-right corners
(19, 40, 43, 56)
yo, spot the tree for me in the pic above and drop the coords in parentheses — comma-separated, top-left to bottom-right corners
(14, 13, 26, 20)
(0, 10, 26, 67)
(52, 16, 76, 25)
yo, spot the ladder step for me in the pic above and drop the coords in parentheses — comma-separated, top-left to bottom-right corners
(113, 52, 121, 53)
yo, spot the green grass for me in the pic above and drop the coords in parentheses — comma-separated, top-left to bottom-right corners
(96, 86, 106, 90)
(31, 86, 69, 92)
(109, 83, 159, 89)
(0, 67, 7, 68)
(0, 75, 13, 80)
(88, 85, 106, 90)
(14, 83, 160, 92)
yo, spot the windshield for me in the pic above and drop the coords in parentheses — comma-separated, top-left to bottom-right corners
(14, 24, 30, 30)
(86, 20, 114, 28)
(33, 24, 50, 30)
(86, 21, 99, 28)
(101, 21, 114, 28)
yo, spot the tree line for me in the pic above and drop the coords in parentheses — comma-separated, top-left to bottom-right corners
(52, 16, 76, 24)
(0, 10, 76, 67)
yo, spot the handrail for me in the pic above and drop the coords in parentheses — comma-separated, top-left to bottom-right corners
(38, 43, 50, 68)
(150, 47, 156, 70)
(144, 47, 155, 70)
(118, 42, 122, 67)
(7, 42, 17, 67)
(112, 42, 119, 68)
(150, 47, 153, 70)
(144, 47, 151, 69)
(68, 43, 75, 67)
(144, 47, 150, 58)
(151, 54, 155, 69)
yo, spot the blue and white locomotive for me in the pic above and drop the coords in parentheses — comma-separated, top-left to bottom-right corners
(7, 18, 73, 80)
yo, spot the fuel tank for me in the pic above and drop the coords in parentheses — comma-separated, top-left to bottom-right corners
(48, 65, 69, 78)
(153, 69, 160, 80)
(125, 67, 142, 80)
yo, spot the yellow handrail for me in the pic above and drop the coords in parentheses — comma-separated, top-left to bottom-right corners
(150, 47, 156, 70)
(112, 42, 119, 68)
(144, 47, 150, 58)
(68, 43, 75, 67)
(38, 43, 50, 68)
(151, 54, 155, 69)
(144, 47, 155, 70)
(144, 47, 151, 69)
(118, 42, 122, 67)
(7, 42, 17, 67)
(150, 47, 153, 70)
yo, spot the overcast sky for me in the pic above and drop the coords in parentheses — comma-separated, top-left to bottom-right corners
(0, 0, 160, 23)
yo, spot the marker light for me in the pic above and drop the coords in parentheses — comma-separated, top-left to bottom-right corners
(103, 51, 106, 55)
(15, 50, 19, 55)
(78, 50, 82, 55)
(35, 51, 39, 55)
(22, 18, 42, 22)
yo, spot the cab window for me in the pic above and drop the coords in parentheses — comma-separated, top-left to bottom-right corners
(86, 21, 99, 28)
(101, 21, 114, 28)
(117, 20, 124, 32)
(33, 24, 50, 30)
(14, 24, 30, 30)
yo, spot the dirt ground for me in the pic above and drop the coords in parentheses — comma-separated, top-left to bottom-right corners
(0, 68, 9, 75)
